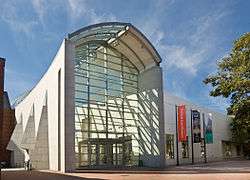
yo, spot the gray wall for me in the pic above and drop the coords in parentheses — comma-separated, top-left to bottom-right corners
(138, 66, 165, 167)
(63, 39, 75, 172)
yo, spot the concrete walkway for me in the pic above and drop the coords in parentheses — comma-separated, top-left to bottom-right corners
(166, 159, 250, 173)
(1, 160, 250, 180)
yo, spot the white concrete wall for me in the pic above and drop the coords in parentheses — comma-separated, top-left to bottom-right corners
(164, 92, 237, 166)
(13, 40, 69, 172)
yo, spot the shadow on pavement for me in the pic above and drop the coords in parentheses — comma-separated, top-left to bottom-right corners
(2, 170, 107, 180)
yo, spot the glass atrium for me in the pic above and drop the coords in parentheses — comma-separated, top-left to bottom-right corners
(72, 24, 140, 167)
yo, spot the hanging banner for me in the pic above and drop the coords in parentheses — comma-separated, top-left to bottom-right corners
(192, 110, 201, 143)
(178, 105, 187, 142)
(205, 113, 213, 144)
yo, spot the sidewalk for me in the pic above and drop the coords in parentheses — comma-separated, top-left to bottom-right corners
(167, 160, 250, 173)
(2, 160, 250, 180)
(73, 160, 250, 174)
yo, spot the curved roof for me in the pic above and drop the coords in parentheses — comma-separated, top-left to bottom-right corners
(68, 22, 162, 71)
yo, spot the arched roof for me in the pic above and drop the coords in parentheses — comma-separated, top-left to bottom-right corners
(68, 22, 162, 72)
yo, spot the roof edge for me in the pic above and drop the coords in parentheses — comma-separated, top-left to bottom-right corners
(68, 22, 131, 39)
(68, 22, 162, 63)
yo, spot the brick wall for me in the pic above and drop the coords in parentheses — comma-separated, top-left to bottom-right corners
(0, 58, 5, 163)
(0, 58, 16, 167)
(1, 109, 16, 165)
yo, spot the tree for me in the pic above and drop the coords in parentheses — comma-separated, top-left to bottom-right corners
(204, 32, 250, 154)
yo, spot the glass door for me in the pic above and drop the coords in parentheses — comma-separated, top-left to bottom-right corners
(113, 143, 123, 166)
(90, 144, 97, 166)
(97, 142, 124, 166)
(99, 144, 107, 165)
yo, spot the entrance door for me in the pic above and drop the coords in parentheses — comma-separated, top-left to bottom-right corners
(89, 142, 124, 166)
(98, 143, 108, 165)
(90, 144, 97, 165)
(79, 138, 132, 167)
(98, 142, 122, 166)
(112, 143, 123, 166)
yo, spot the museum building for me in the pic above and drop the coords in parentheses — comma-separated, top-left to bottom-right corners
(7, 22, 241, 172)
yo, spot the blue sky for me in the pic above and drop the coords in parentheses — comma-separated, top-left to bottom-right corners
(0, 0, 249, 112)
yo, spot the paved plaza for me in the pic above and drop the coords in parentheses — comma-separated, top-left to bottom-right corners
(2, 160, 250, 180)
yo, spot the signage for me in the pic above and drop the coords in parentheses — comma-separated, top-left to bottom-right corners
(205, 113, 213, 144)
(178, 105, 187, 142)
(192, 110, 201, 143)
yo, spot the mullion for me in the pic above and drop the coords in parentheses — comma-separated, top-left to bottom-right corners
(75, 114, 139, 122)
(96, 49, 127, 61)
(75, 102, 138, 110)
(75, 67, 138, 83)
(75, 97, 139, 104)
(87, 106, 137, 113)
(89, 83, 136, 95)
(76, 79, 137, 93)
(83, 54, 136, 70)
(75, 73, 138, 89)
(76, 60, 138, 76)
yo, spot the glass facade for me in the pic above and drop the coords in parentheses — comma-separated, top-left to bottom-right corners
(74, 42, 140, 167)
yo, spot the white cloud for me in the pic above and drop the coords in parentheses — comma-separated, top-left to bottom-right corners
(163, 45, 206, 75)
(170, 79, 189, 100)
(137, 1, 231, 111)
(31, 0, 46, 25)
(1, 0, 118, 41)
(0, 1, 38, 36)
(67, 0, 86, 19)
(140, 6, 228, 76)
(2, 0, 117, 36)
(67, 0, 117, 24)
(190, 11, 227, 45)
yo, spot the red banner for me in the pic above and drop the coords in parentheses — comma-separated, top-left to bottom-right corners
(178, 105, 187, 142)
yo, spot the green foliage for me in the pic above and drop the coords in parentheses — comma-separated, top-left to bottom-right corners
(204, 32, 250, 147)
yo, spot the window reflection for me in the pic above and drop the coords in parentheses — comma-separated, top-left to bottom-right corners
(74, 43, 139, 167)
